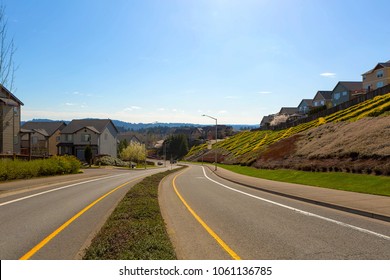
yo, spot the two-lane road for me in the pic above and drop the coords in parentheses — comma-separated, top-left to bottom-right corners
(0, 167, 170, 260)
(159, 164, 390, 259)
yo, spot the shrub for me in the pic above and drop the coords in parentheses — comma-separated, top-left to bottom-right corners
(0, 156, 81, 181)
(95, 155, 129, 167)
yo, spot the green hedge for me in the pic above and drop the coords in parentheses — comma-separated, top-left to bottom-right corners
(0, 155, 81, 181)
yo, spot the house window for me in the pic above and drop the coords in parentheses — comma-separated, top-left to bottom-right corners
(376, 70, 384, 78)
(82, 134, 91, 142)
(377, 81, 384, 88)
(342, 91, 347, 96)
(334, 93, 340, 100)
(320, 100, 325, 105)
(314, 101, 318, 106)
(65, 134, 73, 142)
(32, 136, 38, 144)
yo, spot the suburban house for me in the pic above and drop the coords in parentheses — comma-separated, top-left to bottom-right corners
(0, 85, 23, 154)
(278, 107, 299, 116)
(260, 114, 275, 129)
(297, 99, 314, 114)
(57, 119, 118, 161)
(21, 121, 67, 156)
(174, 127, 204, 142)
(313, 91, 333, 108)
(331, 81, 365, 107)
(117, 133, 142, 145)
(362, 60, 390, 91)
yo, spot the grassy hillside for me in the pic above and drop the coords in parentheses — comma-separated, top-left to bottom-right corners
(185, 93, 390, 175)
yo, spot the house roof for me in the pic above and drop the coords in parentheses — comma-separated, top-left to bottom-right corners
(279, 107, 298, 115)
(61, 119, 118, 134)
(117, 134, 142, 143)
(333, 81, 363, 92)
(260, 115, 274, 126)
(313, 90, 332, 101)
(298, 99, 314, 107)
(362, 61, 390, 75)
(22, 121, 67, 137)
(0, 84, 24, 105)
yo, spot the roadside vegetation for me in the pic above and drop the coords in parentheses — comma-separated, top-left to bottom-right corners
(218, 164, 390, 196)
(0, 155, 81, 181)
(83, 168, 184, 260)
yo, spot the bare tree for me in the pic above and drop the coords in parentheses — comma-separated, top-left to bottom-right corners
(0, 4, 17, 91)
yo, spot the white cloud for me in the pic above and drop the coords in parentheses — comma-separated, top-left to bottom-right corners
(65, 102, 76, 106)
(320, 72, 336, 77)
(124, 106, 142, 111)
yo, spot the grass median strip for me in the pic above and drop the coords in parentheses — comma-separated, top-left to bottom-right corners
(83, 168, 184, 260)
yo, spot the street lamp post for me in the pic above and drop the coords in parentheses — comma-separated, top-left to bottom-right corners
(202, 114, 218, 171)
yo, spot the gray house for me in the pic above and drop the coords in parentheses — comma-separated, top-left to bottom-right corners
(331, 81, 365, 107)
(297, 99, 314, 114)
(0, 85, 23, 154)
(57, 119, 118, 161)
(312, 91, 333, 108)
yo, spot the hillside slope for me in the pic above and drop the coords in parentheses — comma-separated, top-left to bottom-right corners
(185, 92, 390, 175)
(254, 116, 390, 175)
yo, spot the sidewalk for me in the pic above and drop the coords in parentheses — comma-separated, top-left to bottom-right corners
(207, 165, 390, 223)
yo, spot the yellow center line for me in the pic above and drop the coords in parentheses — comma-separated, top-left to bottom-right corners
(19, 178, 140, 260)
(172, 167, 241, 260)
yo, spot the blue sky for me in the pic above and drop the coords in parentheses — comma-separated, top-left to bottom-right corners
(4, 0, 390, 125)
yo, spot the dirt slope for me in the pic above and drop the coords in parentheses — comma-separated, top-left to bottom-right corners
(254, 116, 390, 175)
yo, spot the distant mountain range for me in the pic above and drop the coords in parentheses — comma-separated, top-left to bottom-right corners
(22, 119, 259, 131)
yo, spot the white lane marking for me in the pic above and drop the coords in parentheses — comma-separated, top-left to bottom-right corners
(0, 173, 132, 207)
(201, 167, 390, 241)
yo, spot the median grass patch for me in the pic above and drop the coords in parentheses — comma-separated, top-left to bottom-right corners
(218, 164, 390, 196)
(83, 168, 184, 260)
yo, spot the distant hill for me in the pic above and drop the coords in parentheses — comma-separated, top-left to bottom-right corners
(22, 118, 258, 131)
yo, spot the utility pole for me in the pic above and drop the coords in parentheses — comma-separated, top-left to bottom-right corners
(202, 114, 218, 171)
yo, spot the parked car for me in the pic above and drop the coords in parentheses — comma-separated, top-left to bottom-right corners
(157, 161, 163, 166)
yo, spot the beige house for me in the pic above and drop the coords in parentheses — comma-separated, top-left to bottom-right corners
(57, 119, 118, 161)
(0, 85, 23, 154)
(21, 121, 67, 156)
(362, 60, 390, 91)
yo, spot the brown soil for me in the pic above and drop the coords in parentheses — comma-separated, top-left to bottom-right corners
(253, 116, 390, 175)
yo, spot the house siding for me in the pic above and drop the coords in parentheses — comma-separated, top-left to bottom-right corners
(99, 125, 118, 157)
(0, 104, 21, 154)
(48, 130, 61, 156)
(363, 66, 390, 90)
(332, 84, 350, 106)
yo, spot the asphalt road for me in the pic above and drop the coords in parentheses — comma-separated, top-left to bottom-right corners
(159, 164, 390, 260)
(0, 167, 171, 260)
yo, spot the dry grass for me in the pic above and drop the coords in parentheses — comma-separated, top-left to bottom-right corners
(295, 116, 390, 159)
(254, 116, 390, 175)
